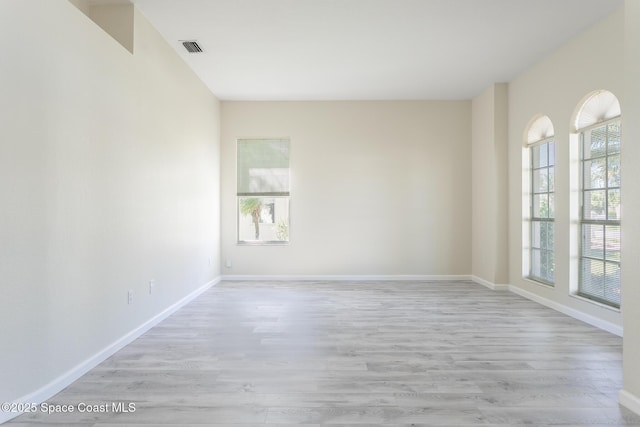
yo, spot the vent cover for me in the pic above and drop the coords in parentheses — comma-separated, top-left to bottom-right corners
(182, 41, 203, 53)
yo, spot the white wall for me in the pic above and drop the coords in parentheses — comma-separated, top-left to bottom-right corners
(621, 0, 640, 412)
(3, 0, 637, 418)
(221, 101, 471, 277)
(507, 8, 624, 328)
(0, 0, 220, 404)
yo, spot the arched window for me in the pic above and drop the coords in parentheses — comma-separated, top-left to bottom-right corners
(526, 115, 555, 285)
(573, 90, 621, 307)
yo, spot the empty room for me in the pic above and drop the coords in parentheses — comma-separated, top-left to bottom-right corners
(2, 0, 640, 425)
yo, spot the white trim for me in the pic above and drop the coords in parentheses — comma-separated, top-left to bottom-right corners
(569, 292, 621, 313)
(508, 285, 622, 337)
(470, 279, 623, 336)
(471, 275, 510, 291)
(619, 389, 640, 417)
(523, 277, 555, 289)
(0, 277, 221, 425)
(221, 274, 472, 282)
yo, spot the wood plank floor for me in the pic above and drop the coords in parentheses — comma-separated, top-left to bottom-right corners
(7, 280, 640, 426)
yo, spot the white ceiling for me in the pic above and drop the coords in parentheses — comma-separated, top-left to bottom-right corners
(130, 0, 622, 101)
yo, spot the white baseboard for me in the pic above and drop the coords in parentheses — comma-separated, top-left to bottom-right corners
(471, 275, 510, 291)
(221, 274, 472, 282)
(470, 277, 622, 337)
(506, 285, 623, 337)
(620, 389, 640, 417)
(0, 277, 220, 425)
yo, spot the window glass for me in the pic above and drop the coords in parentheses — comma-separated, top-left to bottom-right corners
(578, 121, 621, 307)
(237, 139, 290, 244)
(529, 138, 555, 285)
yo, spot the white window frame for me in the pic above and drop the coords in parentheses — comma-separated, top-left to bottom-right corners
(236, 138, 291, 245)
(577, 118, 621, 308)
(529, 137, 555, 286)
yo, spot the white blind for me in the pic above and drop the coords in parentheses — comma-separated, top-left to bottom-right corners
(578, 121, 621, 308)
(237, 139, 290, 195)
(527, 115, 554, 144)
(575, 90, 621, 131)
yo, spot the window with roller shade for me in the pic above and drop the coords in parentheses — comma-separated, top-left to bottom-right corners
(575, 90, 622, 308)
(237, 138, 290, 244)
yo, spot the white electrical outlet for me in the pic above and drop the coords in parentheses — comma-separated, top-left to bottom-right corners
(149, 280, 155, 295)
(225, 259, 232, 268)
(208, 257, 212, 266)
(128, 290, 134, 304)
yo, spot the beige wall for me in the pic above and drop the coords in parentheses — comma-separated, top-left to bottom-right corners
(506, 4, 640, 410)
(0, 0, 220, 403)
(622, 0, 640, 409)
(221, 101, 471, 277)
(90, 3, 135, 53)
(471, 83, 509, 286)
(507, 8, 624, 327)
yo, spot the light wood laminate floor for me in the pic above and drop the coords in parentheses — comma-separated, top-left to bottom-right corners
(7, 280, 640, 426)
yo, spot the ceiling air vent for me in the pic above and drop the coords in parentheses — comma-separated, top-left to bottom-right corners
(182, 40, 203, 53)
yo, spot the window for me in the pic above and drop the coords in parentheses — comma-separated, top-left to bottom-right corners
(527, 115, 555, 285)
(574, 90, 621, 308)
(579, 120, 621, 307)
(237, 138, 290, 244)
(530, 139, 555, 284)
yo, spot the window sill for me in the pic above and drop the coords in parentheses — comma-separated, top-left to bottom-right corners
(237, 241, 289, 246)
(569, 293, 621, 313)
(524, 277, 555, 288)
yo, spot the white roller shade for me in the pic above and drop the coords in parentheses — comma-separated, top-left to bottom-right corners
(237, 139, 290, 195)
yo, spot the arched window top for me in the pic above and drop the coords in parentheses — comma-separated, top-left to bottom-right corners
(573, 90, 621, 132)
(526, 115, 555, 145)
